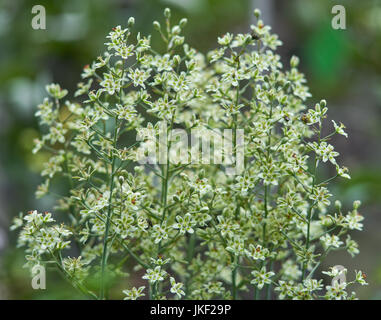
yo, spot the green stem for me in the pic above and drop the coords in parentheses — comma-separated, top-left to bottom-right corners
(152, 114, 175, 299)
(232, 256, 238, 300)
(185, 233, 196, 298)
(302, 123, 321, 280)
(100, 117, 118, 299)
(51, 250, 97, 299)
(255, 287, 261, 300)
(266, 261, 273, 300)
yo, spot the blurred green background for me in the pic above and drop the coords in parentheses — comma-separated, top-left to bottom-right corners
(0, 0, 380, 299)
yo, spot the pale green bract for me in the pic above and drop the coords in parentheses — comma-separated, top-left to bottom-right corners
(11, 8, 367, 300)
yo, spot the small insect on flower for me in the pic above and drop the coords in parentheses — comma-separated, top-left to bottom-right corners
(250, 31, 261, 40)
(301, 114, 310, 124)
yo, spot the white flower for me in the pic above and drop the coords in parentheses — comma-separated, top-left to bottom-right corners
(100, 72, 122, 95)
(150, 257, 170, 266)
(235, 175, 255, 193)
(208, 48, 225, 63)
(172, 213, 196, 234)
(149, 94, 176, 120)
(320, 234, 343, 249)
(46, 83, 68, 100)
(170, 277, 185, 298)
(346, 236, 359, 257)
(332, 120, 348, 138)
(216, 216, 239, 237)
(32, 138, 44, 154)
(151, 54, 173, 72)
(63, 256, 88, 279)
(307, 102, 328, 125)
(309, 186, 332, 206)
(343, 211, 364, 230)
(325, 281, 347, 300)
(115, 44, 135, 59)
(136, 33, 151, 53)
(123, 286, 145, 300)
(142, 266, 167, 283)
(10, 214, 23, 231)
(231, 33, 252, 48)
(303, 279, 323, 292)
(35, 98, 56, 125)
(226, 237, 245, 256)
(128, 68, 151, 88)
(275, 280, 295, 299)
(336, 165, 351, 179)
(188, 177, 212, 196)
(24, 210, 54, 225)
(115, 103, 137, 122)
(245, 244, 269, 261)
(151, 223, 169, 244)
(217, 33, 233, 46)
(355, 271, 368, 286)
(251, 267, 275, 289)
(310, 141, 339, 165)
(47, 123, 67, 144)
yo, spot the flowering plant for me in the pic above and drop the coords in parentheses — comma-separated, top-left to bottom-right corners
(12, 8, 367, 300)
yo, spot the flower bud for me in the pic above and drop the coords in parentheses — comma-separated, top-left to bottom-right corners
(134, 166, 143, 173)
(320, 99, 327, 107)
(153, 21, 161, 31)
(283, 81, 291, 91)
(353, 200, 361, 210)
(254, 9, 261, 19)
(179, 18, 188, 28)
(186, 59, 195, 71)
(172, 55, 181, 66)
(290, 55, 299, 68)
(128, 17, 135, 27)
(164, 8, 171, 19)
(335, 200, 342, 211)
(173, 36, 184, 46)
(172, 25, 181, 35)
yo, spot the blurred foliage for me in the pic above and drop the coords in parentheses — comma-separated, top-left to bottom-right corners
(0, 0, 380, 299)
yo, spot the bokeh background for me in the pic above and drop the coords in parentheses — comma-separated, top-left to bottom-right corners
(0, 0, 380, 299)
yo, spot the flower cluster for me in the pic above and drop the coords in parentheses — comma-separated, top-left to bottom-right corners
(12, 8, 366, 300)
